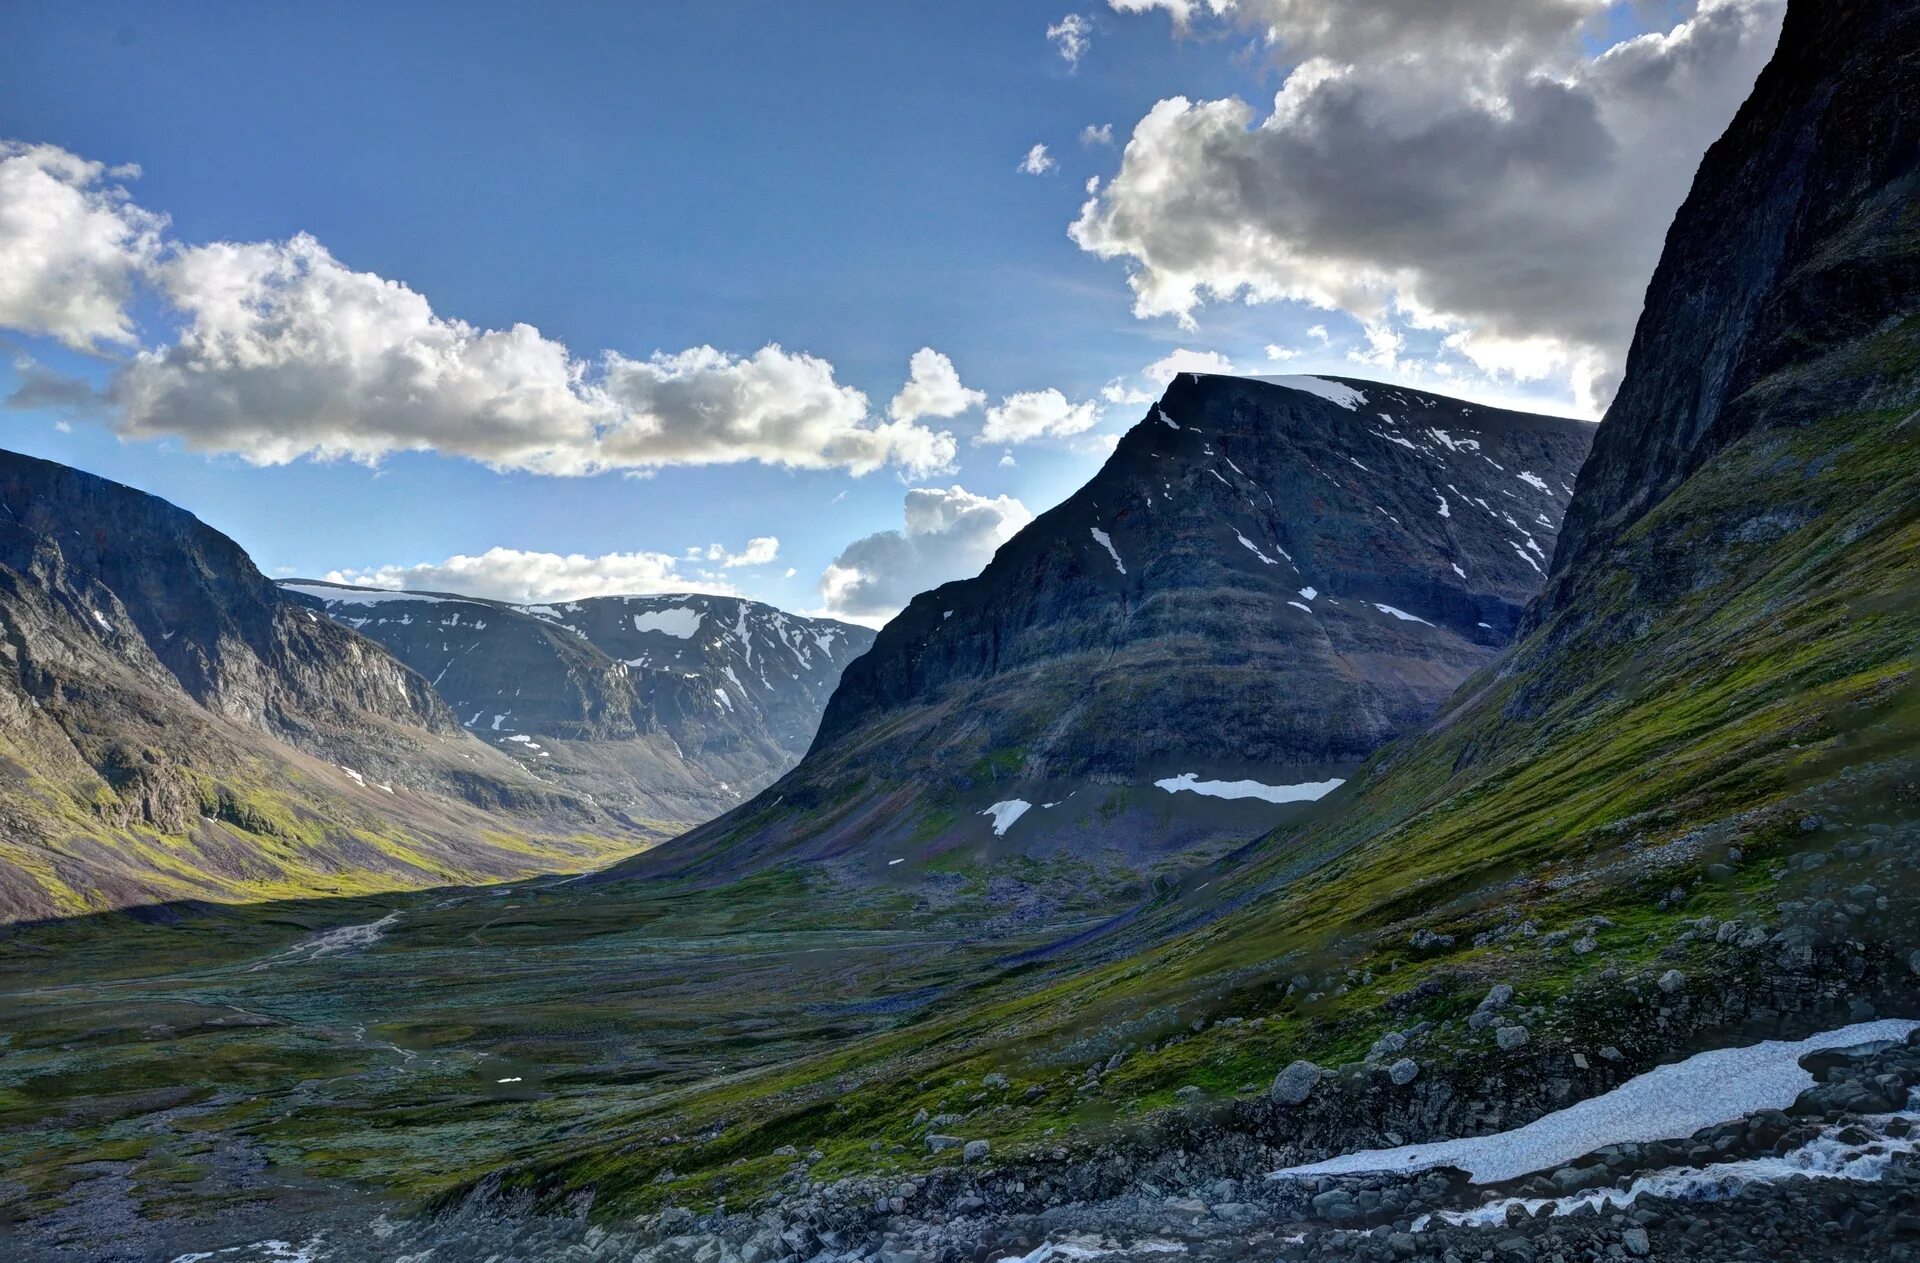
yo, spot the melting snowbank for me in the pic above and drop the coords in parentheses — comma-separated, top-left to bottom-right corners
(1154, 774, 1345, 805)
(1423, 1094, 1920, 1229)
(999, 1235, 1187, 1263)
(982, 800, 1033, 836)
(1271, 1019, 1918, 1185)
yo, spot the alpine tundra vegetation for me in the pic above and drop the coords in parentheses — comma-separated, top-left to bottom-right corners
(0, 0, 1914, 1260)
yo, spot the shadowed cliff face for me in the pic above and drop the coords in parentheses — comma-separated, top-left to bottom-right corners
(0, 450, 650, 921)
(280, 584, 873, 822)
(0, 450, 451, 739)
(617, 375, 1593, 879)
(1546, 0, 1919, 603)
(818, 374, 1592, 771)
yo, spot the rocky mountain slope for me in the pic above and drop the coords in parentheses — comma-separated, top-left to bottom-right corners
(2, 2, 1914, 1259)
(0, 451, 650, 921)
(627, 375, 1592, 877)
(280, 584, 873, 822)
(466, 0, 1919, 1236)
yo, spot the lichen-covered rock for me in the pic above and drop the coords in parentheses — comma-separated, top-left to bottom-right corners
(1271, 1060, 1323, 1105)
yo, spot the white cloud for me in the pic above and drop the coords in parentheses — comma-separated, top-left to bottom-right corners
(1098, 348, 1236, 411)
(1347, 321, 1403, 370)
(1073, 0, 1785, 412)
(1264, 343, 1300, 361)
(327, 546, 741, 605)
(112, 233, 616, 473)
(1081, 123, 1115, 146)
(704, 536, 780, 568)
(1048, 14, 1093, 66)
(0, 142, 165, 350)
(818, 485, 1034, 624)
(1142, 347, 1236, 384)
(2, 150, 956, 479)
(888, 346, 985, 423)
(1019, 144, 1056, 175)
(1108, 0, 1236, 30)
(1306, 323, 1330, 343)
(598, 343, 954, 477)
(980, 387, 1100, 444)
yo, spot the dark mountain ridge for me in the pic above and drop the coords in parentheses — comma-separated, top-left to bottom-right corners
(1545, 0, 1918, 609)
(619, 374, 1594, 879)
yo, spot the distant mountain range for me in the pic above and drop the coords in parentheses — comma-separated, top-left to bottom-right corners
(616, 374, 1594, 881)
(0, 455, 869, 921)
(278, 584, 873, 822)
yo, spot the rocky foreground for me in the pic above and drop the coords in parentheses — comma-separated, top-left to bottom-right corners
(169, 1021, 1920, 1262)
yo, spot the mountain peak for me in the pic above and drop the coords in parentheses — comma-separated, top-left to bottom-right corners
(627, 372, 1593, 880)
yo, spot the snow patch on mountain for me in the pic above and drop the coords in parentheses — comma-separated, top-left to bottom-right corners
(1154, 773, 1345, 804)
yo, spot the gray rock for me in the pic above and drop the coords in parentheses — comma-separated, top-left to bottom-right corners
(1657, 969, 1686, 994)
(1622, 1225, 1651, 1256)
(1368, 1031, 1408, 1060)
(962, 1139, 990, 1162)
(1270, 1060, 1322, 1105)
(1388, 1057, 1420, 1085)
(1496, 1025, 1531, 1050)
(925, 1134, 963, 1153)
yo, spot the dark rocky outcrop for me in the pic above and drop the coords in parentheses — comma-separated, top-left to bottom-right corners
(1544, 0, 1918, 609)
(281, 584, 872, 822)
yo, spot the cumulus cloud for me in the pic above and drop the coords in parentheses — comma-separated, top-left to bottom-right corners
(1019, 144, 1056, 175)
(0, 147, 956, 479)
(818, 485, 1034, 624)
(1347, 321, 1404, 371)
(1081, 123, 1115, 146)
(1107, 0, 1236, 29)
(1101, 348, 1237, 407)
(1078, 0, 1786, 412)
(598, 343, 954, 476)
(888, 346, 986, 423)
(1142, 347, 1236, 384)
(326, 546, 743, 605)
(980, 388, 1100, 444)
(1048, 14, 1092, 66)
(112, 233, 615, 472)
(705, 536, 780, 567)
(0, 142, 165, 350)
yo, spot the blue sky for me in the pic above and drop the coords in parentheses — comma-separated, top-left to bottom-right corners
(0, 0, 1783, 622)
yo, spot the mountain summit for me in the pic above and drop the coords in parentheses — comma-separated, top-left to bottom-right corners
(623, 374, 1593, 879)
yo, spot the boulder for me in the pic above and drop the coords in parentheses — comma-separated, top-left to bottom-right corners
(1270, 1060, 1322, 1105)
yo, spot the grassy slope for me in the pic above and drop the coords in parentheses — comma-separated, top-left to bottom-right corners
(0, 712, 667, 922)
(0, 387, 1908, 1233)
(483, 345, 1918, 1210)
